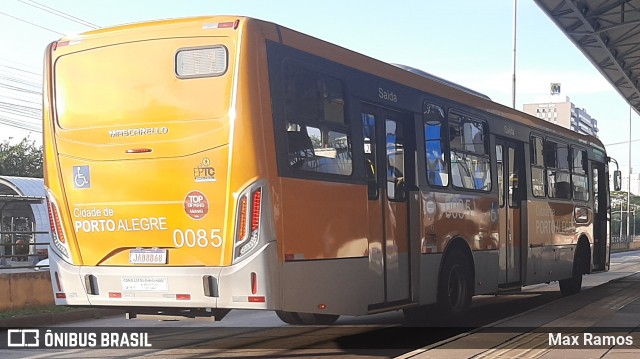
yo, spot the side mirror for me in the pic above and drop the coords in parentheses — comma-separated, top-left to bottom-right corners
(614, 170, 622, 191)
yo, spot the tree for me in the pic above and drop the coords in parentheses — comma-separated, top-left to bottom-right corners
(0, 137, 43, 178)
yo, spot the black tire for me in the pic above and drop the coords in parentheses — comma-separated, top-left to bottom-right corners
(559, 246, 586, 296)
(297, 312, 340, 325)
(437, 249, 472, 317)
(275, 310, 303, 325)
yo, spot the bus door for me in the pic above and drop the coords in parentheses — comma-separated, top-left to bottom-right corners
(361, 104, 411, 306)
(496, 138, 524, 286)
(592, 161, 609, 271)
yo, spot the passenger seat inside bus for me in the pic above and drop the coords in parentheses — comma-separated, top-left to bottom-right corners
(287, 130, 315, 168)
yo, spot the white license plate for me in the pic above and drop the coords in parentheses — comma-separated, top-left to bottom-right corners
(121, 277, 168, 291)
(129, 249, 167, 264)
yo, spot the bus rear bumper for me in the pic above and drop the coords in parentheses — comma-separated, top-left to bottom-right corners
(48, 242, 280, 311)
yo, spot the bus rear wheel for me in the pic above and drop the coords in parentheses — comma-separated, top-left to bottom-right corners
(437, 249, 472, 317)
(276, 311, 339, 325)
(275, 310, 303, 325)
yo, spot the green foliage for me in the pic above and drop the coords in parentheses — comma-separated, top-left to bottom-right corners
(0, 137, 43, 178)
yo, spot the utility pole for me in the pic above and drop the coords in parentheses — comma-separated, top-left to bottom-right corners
(633, 206, 636, 239)
(618, 200, 622, 242)
(512, 0, 517, 109)
(628, 106, 632, 240)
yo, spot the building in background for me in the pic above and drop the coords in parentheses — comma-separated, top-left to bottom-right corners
(523, 95, 599, 138)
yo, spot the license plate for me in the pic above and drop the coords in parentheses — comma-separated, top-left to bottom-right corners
(129, 248, 167, 264)
(121, 277, 168, 291)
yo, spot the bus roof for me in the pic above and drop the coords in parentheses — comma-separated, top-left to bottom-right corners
(54, 15, 607, 154)
(392, 64, 491, 101)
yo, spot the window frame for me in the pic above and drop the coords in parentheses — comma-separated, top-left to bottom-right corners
(530, 135, 546, 198)
(280, 61, 353, 178)
(175, 45, 229, 79)
(544, 139, 572, 200)
(447, 110, 492, 192)
(571, 146, 590, 202)
(423, 101, 449, 188)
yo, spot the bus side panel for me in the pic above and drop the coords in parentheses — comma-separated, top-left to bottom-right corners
(282, 258, 372, 315)
(278, 178, 375, 315)
(417, 192, 500, 300)
(525, 200, 590, 285)
(279, 179, 368, 260)
(417, 253, 440, 305)
(473, 251, 500, 295)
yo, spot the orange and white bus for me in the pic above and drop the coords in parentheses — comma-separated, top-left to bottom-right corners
(43, 15, 618, 324)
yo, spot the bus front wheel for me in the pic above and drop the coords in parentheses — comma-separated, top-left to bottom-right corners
(559, 245, 587, 296)
(437, 249, 472, 317)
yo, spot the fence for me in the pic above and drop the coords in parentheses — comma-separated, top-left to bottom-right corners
(610, 235, 640, 252)
(0, 229, 49, 270)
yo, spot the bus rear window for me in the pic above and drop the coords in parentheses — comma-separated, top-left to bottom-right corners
(175, 46, 228, 78)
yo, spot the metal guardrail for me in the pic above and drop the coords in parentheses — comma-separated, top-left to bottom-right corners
(1, 226, 50, 266)
(611, 235, 640, 252)
(0, 240, 49, 270)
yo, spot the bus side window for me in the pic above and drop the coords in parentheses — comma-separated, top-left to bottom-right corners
(530, 136, 546, 197)
(508, 147, 520, 206)
(362, 112, 378, 199)
(287, 127, 315, 168)
(571, 147, 589, 201)
(544, 140, 571, 199)
(386, 119, 405, 201)
(545, 140, 571, 200)
(282, 63, 353, 176)
(423, 102, 448, 187)
(448, 112, 491, 191)
(497, 144, 504, 206)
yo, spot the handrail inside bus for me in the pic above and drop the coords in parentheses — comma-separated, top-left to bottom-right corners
(391, 63, 491, 101)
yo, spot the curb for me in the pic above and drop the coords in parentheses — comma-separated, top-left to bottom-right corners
(0, 308, 124, 327)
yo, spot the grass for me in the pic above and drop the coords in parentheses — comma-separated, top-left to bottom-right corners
(0, 304, 81, 320)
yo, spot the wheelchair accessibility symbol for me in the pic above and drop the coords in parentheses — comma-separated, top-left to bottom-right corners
(73, 166, 91, 189)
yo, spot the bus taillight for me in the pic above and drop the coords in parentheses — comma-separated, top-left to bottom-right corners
(234, 184, 264, 263)
(47, 199, 59, 240)
(251, 189, 262, 231)
(46, 190, 73, 263)
(48, 201, 66, 244)
(238, 196, 248, 241)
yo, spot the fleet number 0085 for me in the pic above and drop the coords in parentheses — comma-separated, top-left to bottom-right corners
(173, 229, 223, 248)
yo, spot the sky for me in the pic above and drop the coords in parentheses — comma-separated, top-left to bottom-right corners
(0, 0, 638, 172)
